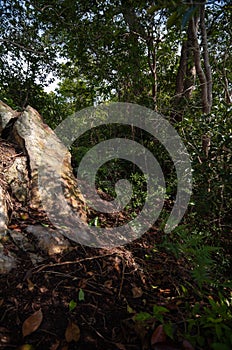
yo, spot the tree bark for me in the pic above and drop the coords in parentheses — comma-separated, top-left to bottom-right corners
(199, 4, 212, 112)
(173, 3, 213, 120)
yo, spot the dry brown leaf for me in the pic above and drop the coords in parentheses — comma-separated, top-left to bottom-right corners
(151, 324, 166, 345)
(22, 309, 43, 337)
(27, 279, 34, 292)
(61, 345, 69, 350)
(17, 344, 35, 349)
(182, 339, 195, 350)
(104, 280, 113, 288)
(114, 256, 121, 273)
(49, 340, 60, 350)
(132, 286, 143, 298)
(152, 344, 179, 350)
(115, 343, 126, 350)
(65, 321, 80, 343)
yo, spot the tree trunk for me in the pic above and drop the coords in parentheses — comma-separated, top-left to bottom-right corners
(173, 3, 213, 120)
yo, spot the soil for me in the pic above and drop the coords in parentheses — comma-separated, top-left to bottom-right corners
(0, 209, 196, 350)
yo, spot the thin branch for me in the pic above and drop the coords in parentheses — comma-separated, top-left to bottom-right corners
(0, 38, 45, 56)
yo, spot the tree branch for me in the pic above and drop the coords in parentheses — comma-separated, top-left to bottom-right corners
(0, 38, 45, 57)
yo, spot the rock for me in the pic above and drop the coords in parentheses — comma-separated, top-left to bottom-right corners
(4, 155, 29, 203)
(0, 101, 90, 246)
(0, 183, 9, 237)
(0, 242, 16, 274)
(0, 101, 18, 133)
(8, 230, 36, 252)
(26, 225, 71, 255)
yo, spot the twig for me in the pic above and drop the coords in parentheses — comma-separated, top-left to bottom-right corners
(32, 252, 118, 274)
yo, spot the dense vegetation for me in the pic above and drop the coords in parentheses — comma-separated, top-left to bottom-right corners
(1, 0, 231, 349)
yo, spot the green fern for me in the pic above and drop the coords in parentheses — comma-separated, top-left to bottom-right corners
(159, 227, 220, 288)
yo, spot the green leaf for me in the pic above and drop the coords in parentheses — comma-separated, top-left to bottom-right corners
(153, 305, 169, 315)
(211, 344, 231, 350)
(134, 312, 152, 322)
(41, 223, 49, 227)
(163, 323, 174, 340)
(167, 12, 179, 29)
(147, 4, 163, 14)
(127, 304, 135, 314)
(69, 300, 77, 312)
(78, 288, 85, 301)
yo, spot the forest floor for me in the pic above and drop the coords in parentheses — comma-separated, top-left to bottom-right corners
(0, 207, 226, 350)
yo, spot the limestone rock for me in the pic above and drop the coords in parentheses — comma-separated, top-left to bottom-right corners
(0, 184, 8, 237)
(0, 242, 16, 274)
(26, 225, 71, 255)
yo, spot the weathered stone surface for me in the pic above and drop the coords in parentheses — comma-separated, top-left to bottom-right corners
(13, 106, 86, 212)
(0, 101, 17, 134)
(26, 225, 71, 255)
(4, 156, 29, 203)
(0, 139, 29, 239)
(0, 100, 97, 271)
(0, 242, 16, 274)
(9, 230, 36, 253)
(0, 184, 8, 237)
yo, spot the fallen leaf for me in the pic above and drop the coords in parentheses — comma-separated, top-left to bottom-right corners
(39, 286, 48, 293)
(20, 213, 29, 220)
(17, 344, 35, 350)
(50, 340, 60, 350)
(65, 321, 80, 343)
(127, 304, 135, 314)
(104, 280, 113, 288)
(115, 343, 126, 350)
(78, 288, 85, 301)
(68, 300, 77, 312)
(152, 344, 179, 350)
(27, 279, 34, 292)
(151, 325, 166, 345)
(22, 309, 43, 337)
(114, 256, 121, 273)
(132, 286, 143, 298)
(0, 326, 11, 346)
(182, 339, 195, 350)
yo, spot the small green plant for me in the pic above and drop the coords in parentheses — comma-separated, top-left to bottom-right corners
(88, 216, 100, 227)
(159, 226, 220, 288)
(184, 293, 232, 349)
(134, 305, 169, 323)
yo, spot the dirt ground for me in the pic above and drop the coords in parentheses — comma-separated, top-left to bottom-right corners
(0, 209, 198, 350)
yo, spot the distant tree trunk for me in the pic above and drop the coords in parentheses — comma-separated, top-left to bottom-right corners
(173, 3, 212, 121)
(190, 8, 212, 114)
(148, 42, 158, 111)
(200, 4, 212, 112)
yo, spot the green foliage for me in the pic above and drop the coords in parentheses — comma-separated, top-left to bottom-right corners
(184, 294, 232, 348)
(159, 226, 221, 288)
(68, 300, 77, 312)
(78, 288, 85, 301)
(0, 0, 57, 108)
(134, 305, 169, 323)
(178, 105, 231, 227)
